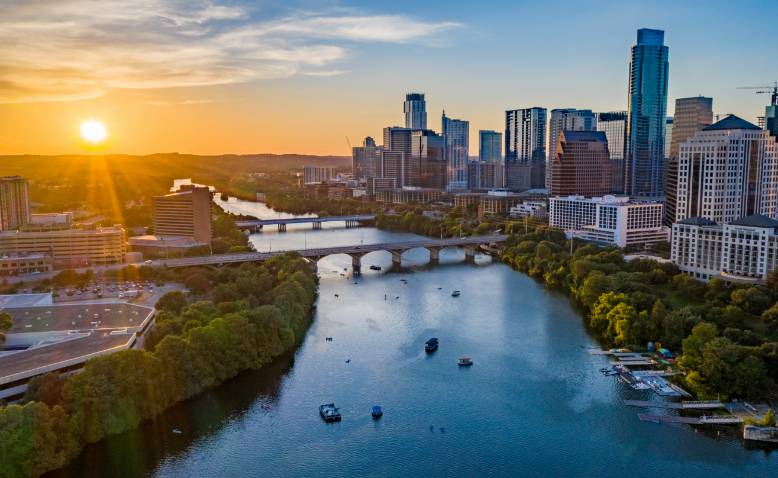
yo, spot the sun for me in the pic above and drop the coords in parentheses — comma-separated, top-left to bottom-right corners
(80, 119, 108, 144)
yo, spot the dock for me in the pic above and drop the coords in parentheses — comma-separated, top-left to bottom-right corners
(638, 414, 743, 425)
(609, 359, 655, 366)
(625, 400, 724, 410)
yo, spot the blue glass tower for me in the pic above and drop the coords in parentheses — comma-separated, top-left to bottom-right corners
(625, 28, 669, 198)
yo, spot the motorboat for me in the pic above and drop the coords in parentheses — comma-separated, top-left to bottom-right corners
(371, 406, 383, 419)
(319, 403, 341, 422)
(451, 290, 461, 297)
(425, 338, 439, 353)
(370, 265, 382, 271)
(458, 357, 473, 367)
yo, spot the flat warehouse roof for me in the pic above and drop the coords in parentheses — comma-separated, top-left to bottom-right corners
(3, 303, 153, 334)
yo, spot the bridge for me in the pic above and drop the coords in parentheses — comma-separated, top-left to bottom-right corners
(235, 214, 376, 231)
(155, 234, 507, 274)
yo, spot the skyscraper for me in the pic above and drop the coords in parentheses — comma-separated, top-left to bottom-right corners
(625, 28, 669, 198)
(595, 111, 628, 194)
(479, 130, 502, 163)
(505, 107, 546, 190)
(675, 115, 778, 224)
(404, 93, 427, 130)
(664, 117, 673, 159)
(664, 96, 713, 226)
(383, 126, 414, 186)
(0, 176, 31, 232)
(547, 109, 595, 185)
(412, 130, 447, 189)
(352, 136, 381, 181)
(442, 111, 469, 191)
(548, 131, 611, 197)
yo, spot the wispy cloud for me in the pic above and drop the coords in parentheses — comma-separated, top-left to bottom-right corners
(0, 1, 461, 103)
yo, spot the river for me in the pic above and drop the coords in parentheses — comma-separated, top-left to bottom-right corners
(49, 197, 778, 477)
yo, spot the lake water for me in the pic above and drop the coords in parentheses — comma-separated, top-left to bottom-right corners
(49, 198, 778, 477)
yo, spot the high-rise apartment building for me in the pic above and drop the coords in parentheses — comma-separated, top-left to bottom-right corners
(383, 126, 414, 186)
(548, 131, 611, 197)
(675, 115, 778, 224)
(625, 28, 669, 198)
(303, 166, 336, 184)
(505, 107, 547, 190)
(664, 96, 713, 226)
(352, 137, 381, 181)
(404, 93, 427, 130)
(442, 111, 469, 191)
(0, 176, 31, 232)
(547, 109, 595, 185)
(152, 186, 212, 244)
(412, 130, 447, 189)
(379, 151, 406, 188)
(595, 112, 628, 194)
(664, 117, 673, 159)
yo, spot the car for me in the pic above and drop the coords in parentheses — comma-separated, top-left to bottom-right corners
(144, 260, 153, 264)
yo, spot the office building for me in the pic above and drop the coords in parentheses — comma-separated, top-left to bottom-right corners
(509, 201, 548, 219)
(505, 107, 547, 190)
(375, 187, 442, 204)
(412, 129, 447, 190)
(0, 176, 31, 232)
(303, 166, 336, 184)
(664, 117, 673, 159)
(549, 195, 668, 248)
(379, 150, 406, 188)
(671, 215, 778, 283)
(404, 93, 427, 130)
(674, 115, 778, 224)
(547, 109, 595, 185)
(442, 111, 469, 191)
(467, 161, 500, 190)
(625, 28, 669, 197)
(0, 226, 126, 268)
(367, 177, 396, 196)
(479, 130, 502, 163)
(383, 127, 414, 186)
(548, 131, 612, 197)
(767, 104, 778, 139)
(352, 137, 381, 181)
(664, 96, 713, 226)
(596, 111, 628, 193)
(152, 186, 212, 244)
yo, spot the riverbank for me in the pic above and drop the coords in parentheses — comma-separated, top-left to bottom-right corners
(0, 253, 318, 478)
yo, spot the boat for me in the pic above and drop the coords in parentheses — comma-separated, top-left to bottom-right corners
(369, 265, 382, 271)
(371, 406, 383, 419)
(319, 403, 341, 422)
(172, 428, 182, 434)
(458, 357, 473, 366)
(425, 338, 439, 352)
(451, 290, 461, 297)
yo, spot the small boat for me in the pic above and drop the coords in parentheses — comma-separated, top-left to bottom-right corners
(172, 428, 182, 434)
(458, 357, 473, 367)
(371, 406, 383, 419)
(319, 403, 341, 422)
(425, 338, 439, 353)
(370, 265, 382, 271)
(451, 290, 461, 297)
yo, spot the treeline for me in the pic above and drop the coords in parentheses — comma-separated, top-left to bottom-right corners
(0, 253, 317, 478)
(501, 226, 778, 401)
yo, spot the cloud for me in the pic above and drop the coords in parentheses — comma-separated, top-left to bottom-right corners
(0, 1, 461, 103)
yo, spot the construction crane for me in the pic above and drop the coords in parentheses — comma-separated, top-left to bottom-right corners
(737, 81, 778, 106)
(345, 136, 353, 150)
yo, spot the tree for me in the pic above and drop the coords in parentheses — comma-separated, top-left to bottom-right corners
(0, 312, 11, 346)
(156, 291, 187, 315)
(731, 287, 772, 315)
(681, 322, 718, 370)
(184, 273, 211, 295)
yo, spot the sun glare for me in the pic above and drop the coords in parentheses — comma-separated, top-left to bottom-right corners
(80, 120, 108, 144)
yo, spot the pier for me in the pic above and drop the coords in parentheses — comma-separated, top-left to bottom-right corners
(625, 400, 724, 410)
(638, 414, 743, 425)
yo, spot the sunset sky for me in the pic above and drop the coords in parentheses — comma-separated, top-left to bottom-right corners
(1, 0, 776, 156)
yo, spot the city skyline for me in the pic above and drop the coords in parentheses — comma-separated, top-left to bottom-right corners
(0, 0, 776, 156)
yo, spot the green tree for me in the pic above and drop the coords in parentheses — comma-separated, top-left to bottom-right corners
(681, 322, 718, 370)
(0, 312, 11, 346)
(156, 291, 188, 315)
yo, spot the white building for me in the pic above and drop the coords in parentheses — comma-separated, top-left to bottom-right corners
(675, 115, 778, 224)
(549, 195, 668, 248)
(671, 214, 778, 283)
(509, 201, 547, 219)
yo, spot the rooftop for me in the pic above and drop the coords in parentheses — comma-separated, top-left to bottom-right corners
(3, 303, 153, 334)
(677, 216, 717, 226)
(728, 214, 778, 228)
(562, 130, 608, 142)
(702, 114, 761, 131)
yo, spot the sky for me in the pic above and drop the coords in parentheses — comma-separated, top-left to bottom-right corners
(0, 0, 776, 156)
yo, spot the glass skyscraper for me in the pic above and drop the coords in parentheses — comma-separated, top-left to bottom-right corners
(442, 111, 469, 191)
(625, 28, 669, 198)
(596, 111, 627, 194)
(505, 107, 547, 190)
(404, 93, 427, 130)
(479, 130, 502, 163)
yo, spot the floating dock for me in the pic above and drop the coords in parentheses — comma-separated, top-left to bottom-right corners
(625, 400, 724, 410)
(638, 414, 743, 425)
